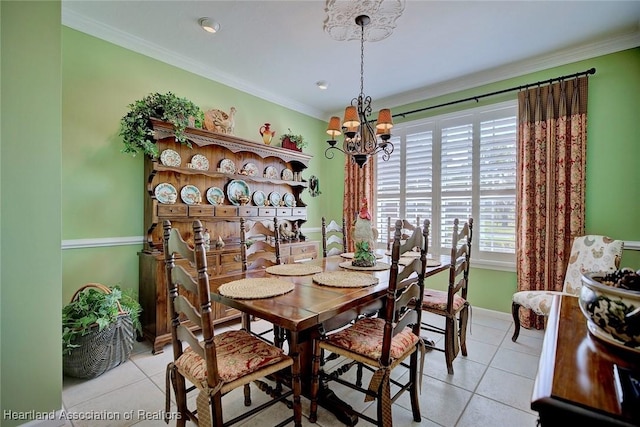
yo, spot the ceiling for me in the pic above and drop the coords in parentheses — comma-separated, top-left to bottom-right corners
(62, 1, 640, 120)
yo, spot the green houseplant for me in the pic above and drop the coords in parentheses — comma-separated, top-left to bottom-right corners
(62, 283, 142, 378)
(62, 284, 142, 355)
(280, 128, 308, 151)
(119, 92, 203, 158)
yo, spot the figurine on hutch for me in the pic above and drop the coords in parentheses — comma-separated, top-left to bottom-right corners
(352, 198, 377, 267)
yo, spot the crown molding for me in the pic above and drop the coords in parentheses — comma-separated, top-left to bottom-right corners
(380, 28, 640, 110)
(62, 8, 639, 120)
(61, 8, 325, 119)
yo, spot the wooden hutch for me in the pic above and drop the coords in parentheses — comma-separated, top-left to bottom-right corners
(139, 119, 318, 354)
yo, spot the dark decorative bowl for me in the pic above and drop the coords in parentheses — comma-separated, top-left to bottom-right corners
(579, 272, 640, 351)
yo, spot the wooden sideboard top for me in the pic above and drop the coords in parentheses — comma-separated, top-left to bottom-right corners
(532, 295, 640, 426)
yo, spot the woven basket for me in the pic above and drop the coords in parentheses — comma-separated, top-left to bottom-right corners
(63, 283, 135, 379)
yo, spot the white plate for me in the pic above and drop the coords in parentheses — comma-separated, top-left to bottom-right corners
(160, 149, 181, 167)
(219, 158, 236, 174)
(180, 185, 202, 205)
(227, 180, 251, 206)
(154, 183, 178, 204)
(252, 190, 267, 206)
(283, 192, 295, 207)
(264, 166, 278, 179)
(206, 187, 224, 205)
(242, 162, 258, 176)
(281, 168, 294, 181)
(269, 191, 281, 207)
(190, 154, 209, 171)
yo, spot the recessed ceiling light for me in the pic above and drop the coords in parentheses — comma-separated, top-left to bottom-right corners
(316, 80, 329, 90)
(199, 17, 220, 34)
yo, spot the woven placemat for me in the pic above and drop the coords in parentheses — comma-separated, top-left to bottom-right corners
(265, 264, 323, 276)
(339, 261, 391, 271)
(385, 250, 422, 258)
(340, 252, 383, 259)
(218, 278, 294, 299)
(312, 271, 379, 288)
(397, 257, 442, 267)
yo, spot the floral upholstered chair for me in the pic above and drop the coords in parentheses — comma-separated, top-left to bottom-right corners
(511, 235, 624, 342)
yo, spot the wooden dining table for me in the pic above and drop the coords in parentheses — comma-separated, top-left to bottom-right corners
(208, 252, 451, 426)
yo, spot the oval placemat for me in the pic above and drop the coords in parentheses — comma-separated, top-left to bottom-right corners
(265, 264, 323, 276)
(384, 250, 422, 258)
(340, 252, 383, 259)
(312, 271, 379, 288)
(339, 261, 391, 271)
(218, 278, 294, 299)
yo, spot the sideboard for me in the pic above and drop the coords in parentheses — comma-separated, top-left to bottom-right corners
(532, 295, 639, 427)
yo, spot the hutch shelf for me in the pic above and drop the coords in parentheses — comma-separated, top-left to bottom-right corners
(139, 119, 318, 354)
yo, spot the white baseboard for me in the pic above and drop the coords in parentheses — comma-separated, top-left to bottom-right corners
(15, 409, 64, 427)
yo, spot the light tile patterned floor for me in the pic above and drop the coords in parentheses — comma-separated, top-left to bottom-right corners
(62, 308, 544, 426)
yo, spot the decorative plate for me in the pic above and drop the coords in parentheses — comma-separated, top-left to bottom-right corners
(264, 166, 278, 179)
(242, 162, 258, 176)
(283, 192, 295, 207)
(252, 190, 267, 206)
(268, 191, 281, 207)
(206, 187, 224, 205)
(227, 180, 251, 206)
(219, 159, 236, 174)
(160, 149, 181, 167)
(180, 185, 202, 205)
(281, 168, 294, 181)
(190, 154, 209, 171)
(154, 183, 178, 204)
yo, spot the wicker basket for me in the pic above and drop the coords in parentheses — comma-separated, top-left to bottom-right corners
(63, 283, 135, 379)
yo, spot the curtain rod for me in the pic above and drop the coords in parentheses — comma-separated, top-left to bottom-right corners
(394, 67, 596, 119)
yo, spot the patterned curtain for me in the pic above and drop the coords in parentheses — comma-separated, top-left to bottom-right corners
(516, 77, 588, 330)
(343, 157, 375, 252)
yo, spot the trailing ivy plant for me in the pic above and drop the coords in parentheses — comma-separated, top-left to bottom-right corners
(119, 92, 203, 158)
(62, 286, 142, 355)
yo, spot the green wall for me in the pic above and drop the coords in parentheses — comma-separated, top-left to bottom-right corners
(60, 26, 346, 302)
(1, 2, 62, 425)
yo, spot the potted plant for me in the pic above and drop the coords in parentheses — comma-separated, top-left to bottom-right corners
(119, 92, 203, 158)
(62, 283, 142, 378)
(280, 128, 307, 152)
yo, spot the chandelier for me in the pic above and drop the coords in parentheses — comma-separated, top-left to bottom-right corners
(324, 15, 394, 168)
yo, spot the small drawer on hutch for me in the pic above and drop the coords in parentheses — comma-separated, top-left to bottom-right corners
(258, 208, 277, 217)
(157, 204, 188, 217)
(292, 207, 307, 216)
(239, 206, 258, 217)
(188, 205, 215, 216)
(215, 206, 238, 217)
(277, 208, 292, 217)
(219, 252, 243, 275)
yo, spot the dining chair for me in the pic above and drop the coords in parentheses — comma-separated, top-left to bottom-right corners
(239, 217, 285, 347)
(309, 219, 430, 427)
(420, 217, 473, 375)
(321, 217, 347, 257)
(240, 217, 281, 271)
(511, 235, 623, 342)
(386, 216, 420, 250)
(162, 219, 302, 427)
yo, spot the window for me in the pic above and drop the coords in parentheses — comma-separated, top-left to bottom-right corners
(375, 101, 517, 270)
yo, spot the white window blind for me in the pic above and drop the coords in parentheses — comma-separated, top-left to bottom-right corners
(375, 101, 517, 269)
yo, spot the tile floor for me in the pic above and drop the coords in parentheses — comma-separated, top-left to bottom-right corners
(62, 308, 545, 426)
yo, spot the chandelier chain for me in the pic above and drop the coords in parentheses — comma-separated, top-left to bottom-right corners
(360, 20, 365, 99)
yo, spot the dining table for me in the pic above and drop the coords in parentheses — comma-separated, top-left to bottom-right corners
(208, 252, 451, 426)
